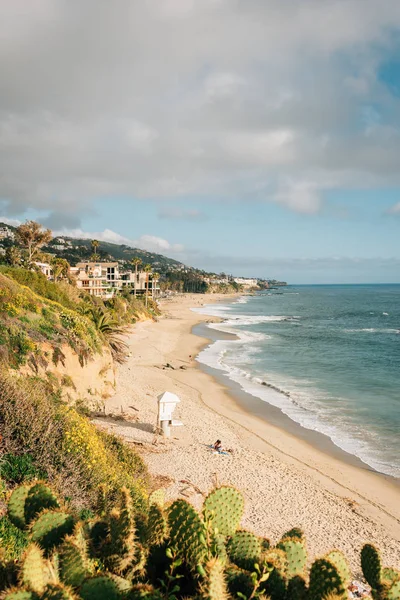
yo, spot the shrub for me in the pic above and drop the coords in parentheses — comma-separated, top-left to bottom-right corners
(0, 515, 28, 561)
(0, 373, 148, 512)
(0, 454, 47, 485)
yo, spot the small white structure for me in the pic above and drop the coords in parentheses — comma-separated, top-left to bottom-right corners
(157, 391, 181, 437)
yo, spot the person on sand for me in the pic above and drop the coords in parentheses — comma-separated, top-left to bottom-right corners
(213, 439, 222, 451)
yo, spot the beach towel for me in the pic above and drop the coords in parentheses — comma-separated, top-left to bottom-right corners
(207, 444, 229, 456)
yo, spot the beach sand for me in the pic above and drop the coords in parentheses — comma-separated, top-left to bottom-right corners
(95, 293, 400, 576)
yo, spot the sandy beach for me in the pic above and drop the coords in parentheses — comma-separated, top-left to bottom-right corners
(95, 293, 400, 577)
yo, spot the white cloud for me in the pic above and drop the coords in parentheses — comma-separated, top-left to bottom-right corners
(1, 0, 400, 221)
(53, 228, 184, 255)
(273, 181, 323, 214)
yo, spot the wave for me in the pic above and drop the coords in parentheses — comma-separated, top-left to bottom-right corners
(344, 328, 399, 334)
(194, 297, 400, 478)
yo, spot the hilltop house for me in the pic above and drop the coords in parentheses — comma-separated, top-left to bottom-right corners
(34, 262, 53, 279)
(0, 226, 15, 241)
(233, 277, 258, 288)
(71, 261, 159, 299)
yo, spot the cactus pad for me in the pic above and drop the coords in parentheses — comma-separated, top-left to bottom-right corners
(226, 567, 254, 599)
(80, 575, 121, 600)
(8, 485, 32, 530)
(227, 530, 262, 571)
(168, 499, 207, 567)
(147, 503, 168, 547)
(308, 558, 346, 600)
(200, 558, 228, 600)
(2, 590, 39, 599)
(388, 580, 400, 600)
(281, 528, 304, 541)
(287, 575, 308, 600)
(326, 550, 351, 587)
(40, 584, 77, 599)
(24, 484, 59, 526)
(203, 486, 244, 537)
(148, 489, 165, 507)
(277, 538, 307, 577)
(30, 511, 74, 554)
(127, 584, 163, 598)
(59, 540, 87, 587)
(382, 568, 400, 585)
(361, 544, 381, 589)
(20, 543, 47, 594)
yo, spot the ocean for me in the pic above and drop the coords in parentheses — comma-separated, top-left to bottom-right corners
(193, 285, 400, 478)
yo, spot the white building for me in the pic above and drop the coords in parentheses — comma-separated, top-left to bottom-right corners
(34, 262, 53, 279)
(233, 277, 258, 287)
(72, 262, 160, 299)
(0, 226, 15, 241)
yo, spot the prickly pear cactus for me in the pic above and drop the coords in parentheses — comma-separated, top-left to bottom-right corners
(326, 550, 351, 587)
(7, 484, 32, 530)
(281, 528, 304, 541)
(30, 510, 75, 555)
(308, 558, 346, 600)
(210, 532, 228, 564)
(41, 584, 77, 599)
(203, 486, 244, 537)
(95, 485, 108, 518)
(199, 558, 229, 600)
(382, 568, 400, 585)
(168, 499, 207, 567)
(2, 590, 39, 599)
(227, 530, 262, 572)
(287, 575, 308, 600)
(24, 484, 59, 526)
(148, 489, 165, 508)
(20, 543, 47, 594)
(126, 583, 163, 598)
(146, 503, 168, 547)
(361, 544, 382, 590)
(80, 575, 121, 600)
(387, 580, 400, 600)
(58, 539, 87, 587)
(277, 538, 307, 578)
(106, 488, 136, 573)
(226, 567, 254, 599)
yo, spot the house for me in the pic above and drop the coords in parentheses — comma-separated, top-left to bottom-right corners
(72, 262, 160, 299)
(233, 277, 258, 288)
(34, 262, 53, 279)
(0, 226, 15, 241)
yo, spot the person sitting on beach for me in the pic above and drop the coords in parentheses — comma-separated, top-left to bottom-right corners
(213, 439, 222, 451)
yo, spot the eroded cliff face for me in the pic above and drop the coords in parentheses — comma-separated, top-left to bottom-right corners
(18, 342, 116, 406)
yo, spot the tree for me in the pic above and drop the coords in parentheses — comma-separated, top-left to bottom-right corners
(5, 245, 22, 267)
(16, 220, 52, 263)
(151, 272, 160, 299)
(91, 239, 99, 260)
(51, 257, 70, 282)
(143, 263, 152, 307)
(130, 257, 142, 297)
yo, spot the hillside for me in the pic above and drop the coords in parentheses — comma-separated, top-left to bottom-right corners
(0, 222, 186, 273)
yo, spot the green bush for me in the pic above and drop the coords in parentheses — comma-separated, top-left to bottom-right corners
(0, 515, 28, 561)
(0, 454, 47, 485)
(0, 373, 148, 513)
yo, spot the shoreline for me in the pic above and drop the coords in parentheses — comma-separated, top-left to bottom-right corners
(99, 293, 400, 575)
(192, 319, 399, 485)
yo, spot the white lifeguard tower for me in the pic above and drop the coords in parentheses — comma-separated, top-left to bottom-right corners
(157, 391, 183, 437)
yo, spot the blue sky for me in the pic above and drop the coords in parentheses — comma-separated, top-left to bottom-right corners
(1, 1, 400, 283)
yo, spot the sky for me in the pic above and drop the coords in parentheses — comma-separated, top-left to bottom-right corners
(1, 0, 400, 283)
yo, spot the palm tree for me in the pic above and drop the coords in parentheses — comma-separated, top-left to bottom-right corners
(143, 264, 152, 307)
(91, 239, 99, 260)
(51, 257, 70, 282)
(91, 308, 128, 363)
(151, 272, 160, 299)
(130, 257, 142, 297)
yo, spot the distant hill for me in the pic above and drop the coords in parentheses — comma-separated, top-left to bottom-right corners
(0, 223, 187, 274)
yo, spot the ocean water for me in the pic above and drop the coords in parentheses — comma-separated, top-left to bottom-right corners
(193, 285, 400, 478)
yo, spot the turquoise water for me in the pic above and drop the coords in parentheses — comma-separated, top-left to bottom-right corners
(194, 285, 400, 477)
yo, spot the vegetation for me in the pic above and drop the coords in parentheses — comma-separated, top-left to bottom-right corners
(0, 481, 398, 599)
(15, 220, 52, 264)
(0, 373, 149, 513)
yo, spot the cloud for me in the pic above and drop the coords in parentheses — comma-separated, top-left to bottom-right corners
(53, 228, 184, 255)
(158, 207, 207, 221)
(1, 0, 400, 221)
(386, 201, 400, 214)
